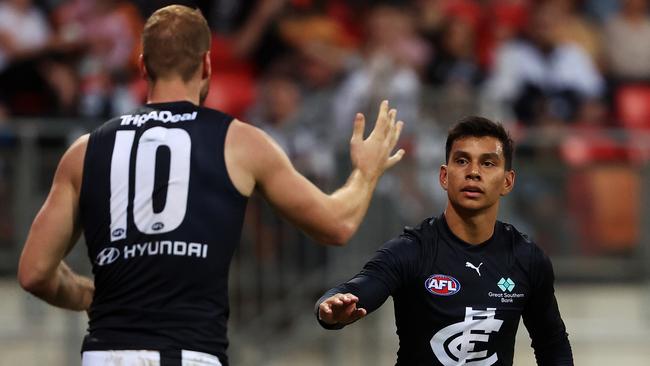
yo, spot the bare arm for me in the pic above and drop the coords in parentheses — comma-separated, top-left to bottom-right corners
(225, 100, 404, 245)
(17, 135, 94, 311)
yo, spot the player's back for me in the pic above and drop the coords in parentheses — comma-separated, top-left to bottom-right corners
(79, 101, 247, 362)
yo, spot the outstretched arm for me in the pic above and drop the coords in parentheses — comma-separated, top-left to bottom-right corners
(318, 293, 367, 328)
(17, 135, 94, 311)
(226, 100, 404, 245)
(316, 275, 391, 329)
(315, 236, 420, 329)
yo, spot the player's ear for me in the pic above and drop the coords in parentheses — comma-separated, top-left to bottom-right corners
(138, 54, 148, 80)
(439, 165, 448, 191)
(501, 169, 515, 196)
(202, 51, 211, 80)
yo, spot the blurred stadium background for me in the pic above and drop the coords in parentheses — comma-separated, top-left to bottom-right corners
(1, 0, 650, 365)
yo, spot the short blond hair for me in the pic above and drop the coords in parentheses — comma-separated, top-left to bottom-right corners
(142, 5, 211, 82)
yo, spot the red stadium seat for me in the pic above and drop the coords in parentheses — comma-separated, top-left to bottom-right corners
(616, 84, 650, 129)
(615, 84, 650, 162)
(568, 166, 640, 254)
(206, 35, 257, 118)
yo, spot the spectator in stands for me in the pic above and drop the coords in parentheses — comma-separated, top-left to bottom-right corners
(549, 0, 603, 66)
(0, 0, 50, 72)
(603, 0, 650, 81)
(482, 2, 605, 125)
(422, 15, 482, 132)
(427, 17, 481, 87)
(251, 59, 336, 183)
(333, 4, 425, 145)
(54, 0, 143, 117)
(583, 0, 620, 23)
(278, 10, 352, 144)
(0, 0, 62, 115)
(477, 0, 531, 69)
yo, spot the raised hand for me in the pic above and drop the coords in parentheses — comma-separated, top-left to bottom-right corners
(318, 293, 367, 326)
(350, 100, 405, 183)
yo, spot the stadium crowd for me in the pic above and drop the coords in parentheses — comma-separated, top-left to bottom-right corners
(0, 0, 648, 253)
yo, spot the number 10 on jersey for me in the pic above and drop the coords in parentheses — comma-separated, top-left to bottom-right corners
(110, 127, 191, 241)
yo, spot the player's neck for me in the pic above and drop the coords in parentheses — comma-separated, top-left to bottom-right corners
(443, 203, 498, 245)
(146, 78, 201, 106)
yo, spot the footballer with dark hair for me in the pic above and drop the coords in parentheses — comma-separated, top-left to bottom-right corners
(317, 116, 573, 366)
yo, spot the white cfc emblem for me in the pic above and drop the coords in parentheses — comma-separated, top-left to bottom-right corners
(431, 307, 503, 365)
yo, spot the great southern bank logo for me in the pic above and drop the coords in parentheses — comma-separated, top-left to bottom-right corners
(96, 247, 120, 266)
(497, 278, 515, 292)
(425, 274, 461, 296)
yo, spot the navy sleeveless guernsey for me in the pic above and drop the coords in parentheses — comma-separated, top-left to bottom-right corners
(79, 101, 247, 364)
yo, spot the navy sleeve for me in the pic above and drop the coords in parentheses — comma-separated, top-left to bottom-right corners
(522, 246, 574, 366)
(315, 236, 421, 329)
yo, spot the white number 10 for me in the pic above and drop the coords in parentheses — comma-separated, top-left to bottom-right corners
(109, 127, 191, 241)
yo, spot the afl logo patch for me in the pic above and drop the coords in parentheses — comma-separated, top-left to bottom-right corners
(96, 247, 120, 266)
(425, 274, 461, 296)
(111, 228, 125, 238)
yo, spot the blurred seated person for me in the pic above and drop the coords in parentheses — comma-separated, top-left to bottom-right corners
(482, 2, 604, 125)
(427, 17, 481, 87)
(477, 0, 531, 70)
(0, 0, 50, 71)
(0, 0, 71, 116)
(334, 4, 427, 145)
(250, 59, 336, 183)
(604, 0, 650, 81)
(53, 0, 143, 117)
(549, 0, 603, 65)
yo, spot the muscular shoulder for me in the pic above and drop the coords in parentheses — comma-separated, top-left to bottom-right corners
(227, 119, 289, 168)
(60, 134, 89, 193)
(225, 119, 289, 196)
(227, 119, 274, 148)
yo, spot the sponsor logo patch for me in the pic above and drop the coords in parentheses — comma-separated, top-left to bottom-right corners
(497, 278, 515, 292)
(96, 247, 120, 266)
(111, 228, 125, 238)
(119, 111, 198, 127)
(425, 274, 461, 296)
(489, 277, 524, 303)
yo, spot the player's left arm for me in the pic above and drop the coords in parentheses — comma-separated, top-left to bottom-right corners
(522, 246, 574, 366)
(17, 134, 94, 311)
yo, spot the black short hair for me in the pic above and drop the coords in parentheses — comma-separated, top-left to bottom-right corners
(445, 116, 514, 170)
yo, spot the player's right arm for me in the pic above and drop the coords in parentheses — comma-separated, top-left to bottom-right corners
(225, 100, 404, 245)
(315, 235, 420, 328)
(17, 135, 94, 311)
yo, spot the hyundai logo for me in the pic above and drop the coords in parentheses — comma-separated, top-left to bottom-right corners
(151, 222, 164, 231)
(96, 247, 120, 266)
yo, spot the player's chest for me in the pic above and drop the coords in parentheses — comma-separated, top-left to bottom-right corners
(418, 253, 530, 313)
